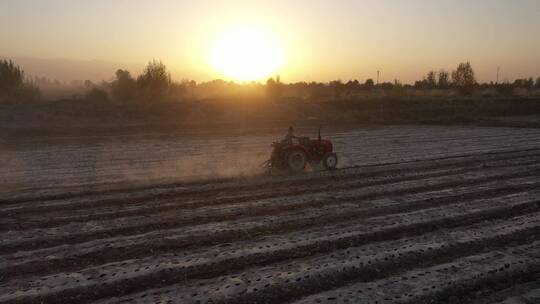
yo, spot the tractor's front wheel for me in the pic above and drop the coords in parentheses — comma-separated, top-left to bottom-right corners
(287, 149, 307, 173)
(323, 153, 338, 170)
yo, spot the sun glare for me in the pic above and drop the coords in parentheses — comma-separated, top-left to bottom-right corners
(209, 27, 284, 82)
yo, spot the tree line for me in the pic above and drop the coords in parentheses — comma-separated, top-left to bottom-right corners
(1, 58, 540, 104)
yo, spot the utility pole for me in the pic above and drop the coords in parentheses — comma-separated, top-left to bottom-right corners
(496, 66, 500, 84)
(377, 70, 383, 118)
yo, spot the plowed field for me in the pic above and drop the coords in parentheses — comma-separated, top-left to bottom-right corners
(1, 125, 539, 303)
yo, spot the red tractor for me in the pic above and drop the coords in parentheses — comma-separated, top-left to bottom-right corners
(266, 128, 338, 172)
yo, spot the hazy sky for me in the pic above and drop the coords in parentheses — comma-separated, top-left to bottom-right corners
(1, 0, 539, 83)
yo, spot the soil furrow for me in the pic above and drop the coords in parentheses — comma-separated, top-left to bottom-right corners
(469, 284, 540, 304)
(2, 163, 538, 253)
(1, 177, 538, 280)
(2, 148, 538, 212)
(1, 193, 538, 304)
(3, 207, 538, 304)
(90, 214, 540, 304)
(288, 242, 540, 304)
(3, 142, 540, 304)
(6, 154, 540, 230)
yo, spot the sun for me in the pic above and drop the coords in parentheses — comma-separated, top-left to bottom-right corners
(208, 27, 284, 82)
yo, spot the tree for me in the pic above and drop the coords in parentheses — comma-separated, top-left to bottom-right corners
(137, 60, 171, 102)
(426, 71, 437, 88)
(438, 70, 450, 88)
(525, 78, 534, 89)
(345, 79, 359, 95)
(111, 69, 136, 103)
(512, 78, 534, 89)
(0, 59, 41, 102)
(0, 59, 24, 95)
(379, 82, 394, 91)
(84, 80, 94, 88)
(496, 81, 514, 96)
(452, 62, 476, 94)
(266, 75, 283, 100)
(329, 80, 344, 98)
(414, 80, 427, 89)
(521, 78, 534, 89)
(535, 77, 540, 89)
(364, 78, 375, 88)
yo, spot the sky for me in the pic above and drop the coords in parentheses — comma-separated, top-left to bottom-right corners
(1, 0, 539, 83)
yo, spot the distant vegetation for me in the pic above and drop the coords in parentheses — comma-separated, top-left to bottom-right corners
(1, 58, 539, 130)
(0, 59, 41, 103)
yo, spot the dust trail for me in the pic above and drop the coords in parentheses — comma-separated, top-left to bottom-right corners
(117, 142, 270, 184)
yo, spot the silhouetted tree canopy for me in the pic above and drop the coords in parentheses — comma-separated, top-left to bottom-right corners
(452, 62, 476, 94)
(330, 80, 345, 98)
(345, 80, 359, 95)
(0, 59, 24, 94)
(111, 69, 136, 103)
(266, 75, 283, 100)
(426, 71, 437, 88)
(438, 70, 450, 88)
(364, 79, 374, 88)
(513, 78, 534, 89)
(0, 59, 41, 103)
(4, 57, 540, 106)
(379, 82, 394, 91)
(137, 60, 171, 102)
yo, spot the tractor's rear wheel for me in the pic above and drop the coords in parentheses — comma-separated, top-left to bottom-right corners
(323, 153, 338, 170)
(287, 149, 307, 172)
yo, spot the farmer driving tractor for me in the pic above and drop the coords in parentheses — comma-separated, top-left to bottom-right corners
(284, 126, 296, 144)
(265, 126, 338, 172)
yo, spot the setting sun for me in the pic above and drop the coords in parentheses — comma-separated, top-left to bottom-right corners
(208, 27, 284, 82)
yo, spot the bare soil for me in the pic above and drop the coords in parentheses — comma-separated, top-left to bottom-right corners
(1, 125, 539, 303)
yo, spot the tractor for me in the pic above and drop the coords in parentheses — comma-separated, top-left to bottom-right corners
(265, 128, 338, 172)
